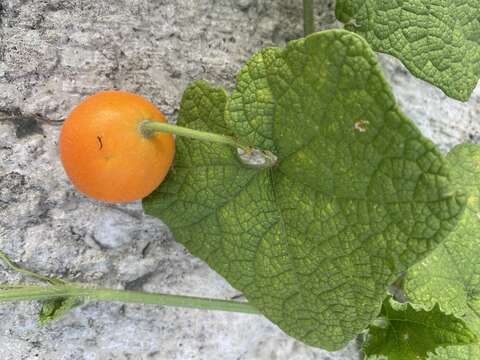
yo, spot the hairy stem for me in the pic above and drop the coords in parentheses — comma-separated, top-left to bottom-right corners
(303, 0, 315, 36)
(0, 284, 260, 314)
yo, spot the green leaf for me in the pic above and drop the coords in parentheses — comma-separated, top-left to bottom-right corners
(426, 345, 478, 360)
(406, 144, 480, 359)
(363, 297, 477, 360)
(39, 296, 83, 325)
(335, 0, 480, 101)
(143, 29, 464, 350)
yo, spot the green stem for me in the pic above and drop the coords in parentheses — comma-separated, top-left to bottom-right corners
(0, 284, 260, 315)
(0, 250, 259, 315)
(139, 120, 245, 150)
(303, 0, 315, 36)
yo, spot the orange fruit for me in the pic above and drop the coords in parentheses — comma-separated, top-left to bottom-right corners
(60, 91, 175, 203)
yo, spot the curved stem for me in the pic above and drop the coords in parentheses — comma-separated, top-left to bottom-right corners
(303, 0, 315, 36)
(139, 120, 246, 150)
(0, 250, 65, 285)
(0, 284, 260, 315)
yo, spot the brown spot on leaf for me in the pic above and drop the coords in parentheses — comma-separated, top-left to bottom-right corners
(354, 120, 369, 133)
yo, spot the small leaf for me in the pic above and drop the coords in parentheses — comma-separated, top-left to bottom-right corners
(336, 0, 480, 101)
(363, 297, 477, 360)
(144, 30, 464, 350)
(39, 296, 83, 325)
(406, 144, 480, 359)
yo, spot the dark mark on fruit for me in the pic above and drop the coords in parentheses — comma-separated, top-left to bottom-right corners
(97, 136, 103, 150)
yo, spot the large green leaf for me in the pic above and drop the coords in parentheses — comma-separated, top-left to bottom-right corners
(336, 0, 480, 101)
(143, 29, 464, 350)
(363, 297, 477, 360)
(406, 144, 480, 359)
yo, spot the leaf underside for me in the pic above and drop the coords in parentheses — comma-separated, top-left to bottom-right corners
(143, 29, 464, 350)
(406, 144, 480, 359)
(335, 0, 480, 101)
(363, 297, 477, 360)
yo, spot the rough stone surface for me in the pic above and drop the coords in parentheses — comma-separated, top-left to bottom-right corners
(0, 0, 478, 359)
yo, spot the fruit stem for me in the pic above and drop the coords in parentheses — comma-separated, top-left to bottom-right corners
(303, 0, 315, 36)
(139, 120, 278, 169)
(139, 120, 244, 149)
(0, 284, 260, 315)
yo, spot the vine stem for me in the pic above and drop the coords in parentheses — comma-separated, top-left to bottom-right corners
(0, 250, 259, 315)
(303, 0, 315, 36)
(0, 285, 260, 314)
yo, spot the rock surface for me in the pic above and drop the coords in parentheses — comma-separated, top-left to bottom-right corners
(0, 0, 478, 359)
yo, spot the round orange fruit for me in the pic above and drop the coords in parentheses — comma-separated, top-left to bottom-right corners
(60, 91, 175, 203)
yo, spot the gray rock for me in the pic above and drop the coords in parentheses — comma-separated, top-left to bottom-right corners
(0, 0, 478, 359)
(235, 0, 255, 11)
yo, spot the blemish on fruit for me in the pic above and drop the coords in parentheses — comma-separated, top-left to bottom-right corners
(97, 136, 103, 150)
